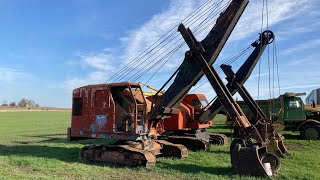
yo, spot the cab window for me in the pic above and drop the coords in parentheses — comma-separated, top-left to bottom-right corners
(72, 98, 83, 116)
(289, 100, 300, 108)
(192, 98, 208, 109)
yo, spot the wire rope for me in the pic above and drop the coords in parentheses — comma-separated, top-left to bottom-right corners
(127, 1, 229, 83)
(107, 0, 224, 83)
(105, 0, 215, 83)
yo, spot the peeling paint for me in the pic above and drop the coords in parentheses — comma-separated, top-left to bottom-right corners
(96, 115, 107, 127)
(90, 124, 97, 137)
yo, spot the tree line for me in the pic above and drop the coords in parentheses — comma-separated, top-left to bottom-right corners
(1, 98, 39, 107)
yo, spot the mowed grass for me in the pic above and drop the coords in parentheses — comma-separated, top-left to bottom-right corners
(0, 112, 319, 179)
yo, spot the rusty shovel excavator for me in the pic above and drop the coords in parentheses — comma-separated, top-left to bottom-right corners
(68, 0, 288, 177)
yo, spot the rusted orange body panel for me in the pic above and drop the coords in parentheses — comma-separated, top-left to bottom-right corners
(162, 94, 212, 131)
(69, 82, 213, 141)
(68, 82, 148, 141)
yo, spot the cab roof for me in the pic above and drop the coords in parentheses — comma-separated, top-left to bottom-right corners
(73, 82, 140, 92)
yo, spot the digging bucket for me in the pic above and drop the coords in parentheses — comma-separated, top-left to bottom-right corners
(230, 142, 280, 176)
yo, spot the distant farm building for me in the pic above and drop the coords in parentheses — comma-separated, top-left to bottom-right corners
(305, 88, 320, 104)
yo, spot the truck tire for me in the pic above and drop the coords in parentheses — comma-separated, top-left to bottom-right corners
(300, 123, 320, 140)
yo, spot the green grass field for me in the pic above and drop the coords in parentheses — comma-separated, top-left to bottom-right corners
(0, 111, 319, 179)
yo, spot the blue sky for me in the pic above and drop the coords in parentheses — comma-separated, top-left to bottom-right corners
(0, 0, 319, 108)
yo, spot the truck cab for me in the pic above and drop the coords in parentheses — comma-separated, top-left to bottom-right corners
(282, 95, 305, 122)
(225, 92, 320, 140)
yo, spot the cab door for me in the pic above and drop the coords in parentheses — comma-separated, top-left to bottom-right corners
(285, 97, 305, 121)
(93, 89, 114, 132)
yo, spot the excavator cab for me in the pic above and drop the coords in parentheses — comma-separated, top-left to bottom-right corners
(68, 82, 188, 167)
(183, 94, 209, 109)
(68, 82, 148, 141)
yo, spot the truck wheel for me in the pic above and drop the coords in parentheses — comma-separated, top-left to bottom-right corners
(300, 123, 320, 140)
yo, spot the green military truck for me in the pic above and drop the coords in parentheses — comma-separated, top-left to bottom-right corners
(226, 92, 320, 140)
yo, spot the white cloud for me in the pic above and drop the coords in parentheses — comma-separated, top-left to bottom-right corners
(281, 84, 320, 91)
(64, 50, 116, 89)
(64, 0, 209, 86)
(120, 0, 205, 62)
(0, 67, 32, 85)
(63, 71, 107, 90)
(287, 59, 309, 66)
(65, 0, 318, 92)
(230, 0, 310, 42)
(281, 38, 320, 55)
(80, 52, 114, 71)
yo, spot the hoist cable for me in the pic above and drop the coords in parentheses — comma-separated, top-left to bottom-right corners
(113, 32, 179, 82)
(272, 37, 275, 100)
(194, 1, 230, 35)
(137, 1, 228, 82)
(274, 40, 281, 95)
(190, 46, 253, 93)
(185, 0, 224, 28)
(257, 0, 265, 102)
(132, 42, 183, 82)
(142, 1, 229, 83)
(142, 44, 183, 85)
(130, 1, 226, 81)
(264, 0, 273, 120)
(129, 2, 229, 83)
(114, 1, 225, 82)
(192, 0, 229, 32)
(189, 45, 253, 93)
(255, 0, 266, 120)
(190, 46, 254, 107)
(105, 0, 215, 83)
(108, 0, 223, 83)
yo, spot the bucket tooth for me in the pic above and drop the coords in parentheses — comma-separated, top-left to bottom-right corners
(266, 133, 290, 158)
(230, 140, 281, 176)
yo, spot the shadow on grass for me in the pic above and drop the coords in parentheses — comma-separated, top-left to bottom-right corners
(281, 133, 302, 140)
(0, 144, 131, 169)
(0, 144, 81, 163)
(208, 149, 230, 155)
(158, 162, 232, 176)
(28, 133, 67, 137)
(16, 133, 115, 145)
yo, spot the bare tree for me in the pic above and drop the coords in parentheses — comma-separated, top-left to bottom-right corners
(2, 100, 8, 106)
(18, 98, 37, 107)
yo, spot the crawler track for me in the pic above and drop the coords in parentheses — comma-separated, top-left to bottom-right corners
(79, 144, 156, 168)
(163, 136, 210, 151)
(155, 140, 188, 158)
(209, 133, 228, 146)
